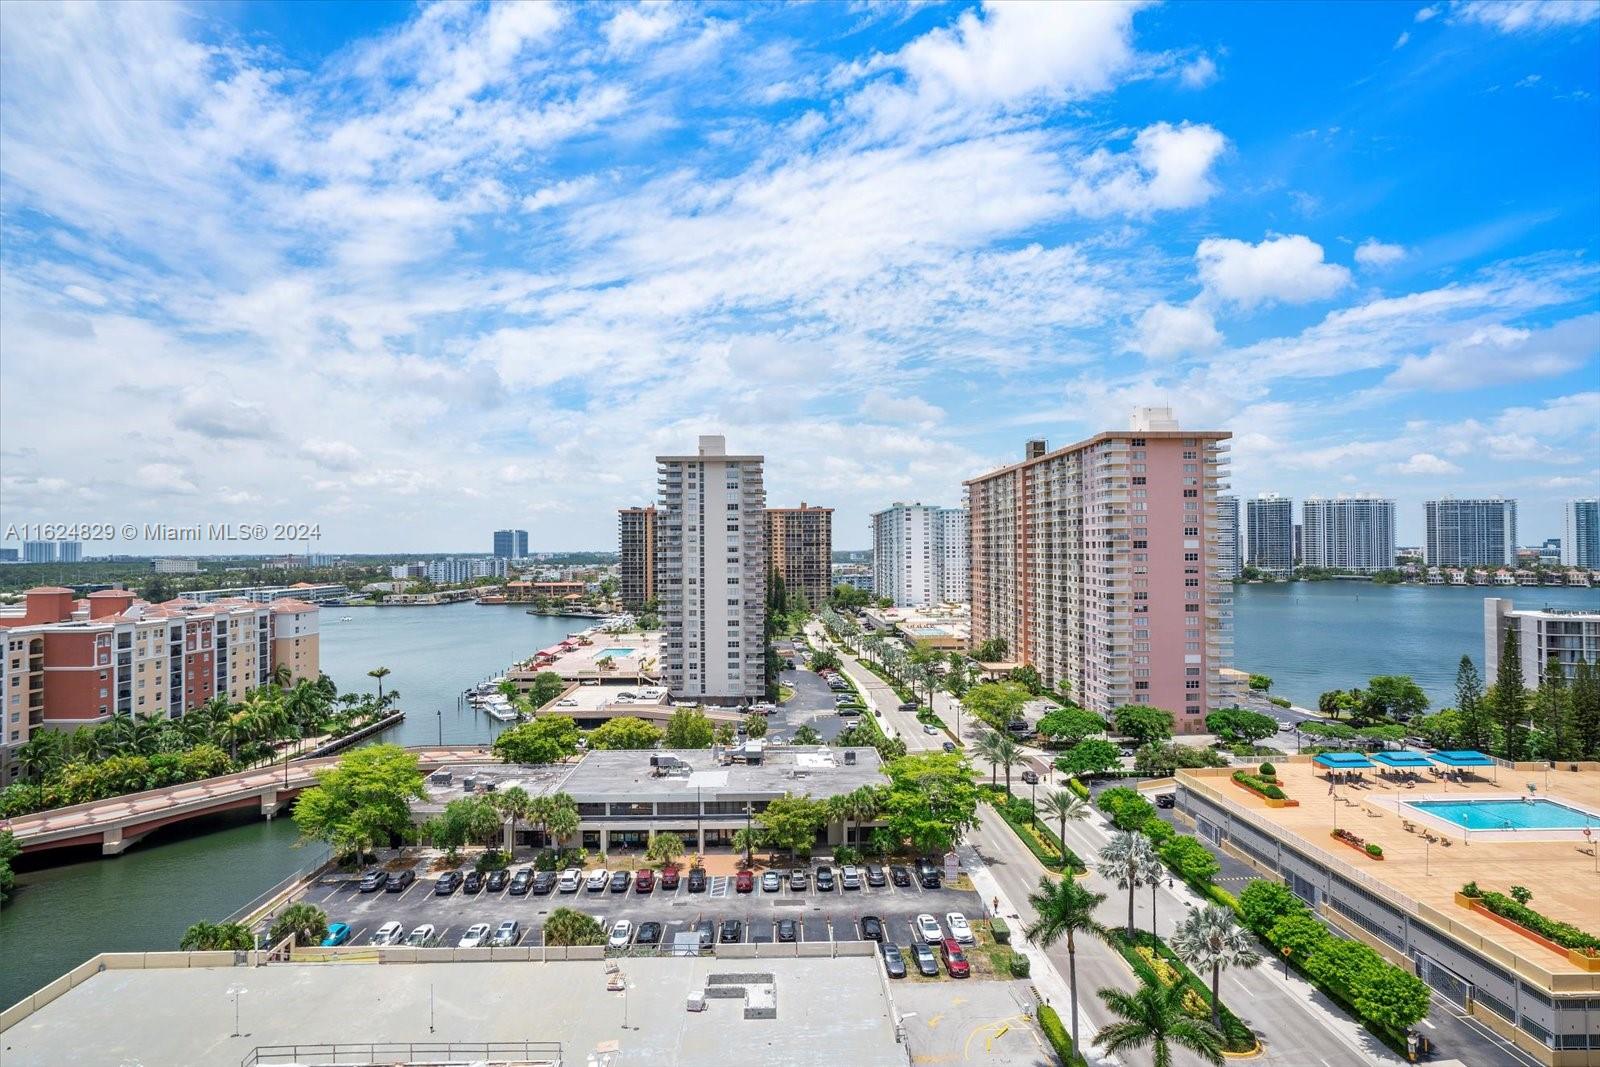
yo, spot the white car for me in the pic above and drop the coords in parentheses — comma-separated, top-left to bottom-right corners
(490, 920, 520, 947)
(922, 723, 939, 735)
(405, 924, 436, 947)
(457, 922, 492, 948)
(915, 914, 942, 944)
(557, 868, 582, 893)
(369, 921, 404, 946)
(586, 869, 611, 891)
(608, 919, 634, 948)
(945, 912, 974, 944)
(557, 698, 579, 707)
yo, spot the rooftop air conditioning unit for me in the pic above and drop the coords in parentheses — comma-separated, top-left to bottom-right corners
(843, 751, 856, 766)
(462, 776, 477, 792)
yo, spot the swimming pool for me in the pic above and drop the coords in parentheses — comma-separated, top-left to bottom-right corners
(594, 647, 636, 658)
(1406, 798, 1597, 831)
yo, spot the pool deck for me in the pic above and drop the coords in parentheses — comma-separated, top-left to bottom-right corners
(1179, 760, 1600, 980)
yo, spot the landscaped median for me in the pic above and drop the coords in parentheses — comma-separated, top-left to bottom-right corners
(1455, 883, 1600, 971)
(979, 784, 1087, 873)
(1105, 929, 1259, 1056)
(1035, 1003, 1091, 1067)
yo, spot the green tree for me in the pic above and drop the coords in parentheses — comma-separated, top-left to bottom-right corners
(1037, 789, 1090, 856)
(1172, 906, 1261, 1033)
(1095, 787, 1156, 832)
(491, 786, 534, 848)
(1134, 743, 1227, 776)
(1055, 738, 1120, 777)
(0, 830, 18, 905)
(882, 752, 981, 853)
(367, 666, 391, 703)
(1531, 658, 1574, 760)
(269, 902, 330, 947)
(1237, 880, 1301, 933)
(1025, 875, 1109, 1057)
(1454, 655, 1491, 753)
(180, 921, 256, 950)
(1204, 708, 1278, 744)
(664, 707, 715, 748)
(646, 831, 686, 868)
(972, 637, 1010, 662)
(1097, 830, 1158, 937)
(963, 681, 1030, 731)
(1248, 674, 1272, 691)
(492, 716, 581, 764)
(1112, 704, 1174, 747)
(1009, 664, 1044, 695)
(1352, 965, 1432, 1035)
(1160, 835, 1221, 888)
(744, 713, 769, 740)
(1413, 709, 1462, 750)
(525, 671, 568, 709)
(810, 647, 842, 672)
(1093, 977, 1225, 1067)
(1036, 707, 1105, 747)
(1493, 627, 1528, 760)
(791, 724, 823, 745)
(1572, 659, 1600, 760)
(292, 744, 426, 859)
(543, 907, 605, 946)
(757, 793, 826, 857)
(538, 792, 581, 848)
(587, 716, 664, 750)
(714, 720, 738, 746)
(425, 796, 502, 861)
(1361, 675, 1429, 722)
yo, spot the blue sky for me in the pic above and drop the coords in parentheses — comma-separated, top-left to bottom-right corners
(0, 0, 1596, 554)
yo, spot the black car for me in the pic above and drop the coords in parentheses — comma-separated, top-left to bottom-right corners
(881, 942, 907, 978)
(434, 871, 463, 896)
(357, 869, 388, 893)
(485, 869, 509, 892)
(636, 921, 662, 945)
(384, 869, 415, 893)
(719, 919, 743, 943)
(463, 870, 484, 894)
(941, 741, 957, 753)
(1156, 793, 1176, 809)
(687, 867, 708, 893)
(815, 866, 835, 891)
(508, 868, 534, 895)
(777, 918, 798, 942)
(917, 863, 941, 889)
(789, 867, 809, 891)
(861, 915, 884, 942)
(911, 941, 940, 977)
(532, 870, 557, 895)
(694, 919, 715, 950)
(897, 702, 920, 712)
(865, 865, 887, 888)
(609, 870, 631, 893)
(1020, 769, 1039, 785)
(889, 865, 911, 888)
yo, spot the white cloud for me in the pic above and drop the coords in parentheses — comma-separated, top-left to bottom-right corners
(1178, 55, 1217, 89)
(522, 176, 598, 212)
(1354, 239, 1407, 268)
(1392, 452, 1461, 475)
(63, 284, 107, 306)
(604, 3, 682, 57)
(1394, 30, 1412, 47)
(1195, 234, 1352, 308)
(133, 463, 200, 495)
(1065, 122, 1227, 216)
(1516, 73, 1543, 88)
(858, 388, 945, 425)
(1453, 0, 1599, 32)
(1416, 5, 1441, 20)
(1385, 313, 1599, 390)
(301, 440, 364, 472)
(1131, 301, 1222, 360)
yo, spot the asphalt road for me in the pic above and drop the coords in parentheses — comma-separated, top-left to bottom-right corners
(769, 653, 851, 742)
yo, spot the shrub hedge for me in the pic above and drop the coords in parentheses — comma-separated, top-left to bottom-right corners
(1108, 930, 1256, 1052)
(1035, 1004, 1090, 1067)
(1475, 890, 1600, 952)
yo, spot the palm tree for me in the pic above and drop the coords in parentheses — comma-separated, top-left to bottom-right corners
(269, 902, 330, 947)
(543, 906, 605, 946)
(1094, 977, 1225, 1067)
(1025, 875, 1109, 1057)
(542, 792, 580, 850)
(15, 731, 66, 783)
(972, 731, 1007, 787)
(180, 921, 257, 951)
(991, 733, 1025, 794)
(269, 662, 292, 688)
(1097, 830, 1158, 938)
(1172, 906, 1262, 1033)
(367, 666, 391, 703)
(792, 724, 823, 745)
(492, 786, 534, 851)
(1037, 789, 1090, 858)
(838, 786, 881, 850)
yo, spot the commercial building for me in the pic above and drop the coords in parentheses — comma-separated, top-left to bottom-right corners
(1216, 495, 1242, 580)
(1300, 497, 1396, 573)
(389, 562, 426, 580)
(0, 587, 319, 784)
(151, 558, 200, 574)
(656, 435, 767, 703)
(0, 548, 17, 562)
(424, 557, 508, 585)
(765, 503, 833, 610)
(493, 528, 529, 559)
(22, 541, 56, 564)
(1425, 498, 1518, 567)
(180, 582, 349, 605)
(618, 505, 658, 608)
(965, 408, 1233, 732)
(1484, 597, 1600, 689)
(870, 502, 967, 608)
(1245, 494, 1294, 575)
(1563, 500, 1600, 570)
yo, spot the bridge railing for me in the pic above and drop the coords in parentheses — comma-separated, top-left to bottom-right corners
(222, 848, 336, 928)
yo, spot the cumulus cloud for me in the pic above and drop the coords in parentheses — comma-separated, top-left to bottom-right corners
(1131, 302, 1222, 360)
(858, 388, 945, 425)
(1178, 55, 1217, 89)
(1195, 234, 1352, 308)
(133, 463, 200, 495)
(1355, 239, 1407, 268)
(301, 440, 364, 472)
(1065, 122, 1227, 217)
(1392, 452, 1462, 475)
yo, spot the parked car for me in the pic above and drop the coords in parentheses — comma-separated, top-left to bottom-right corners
(941, 741, 957, 753)
(860, 915, 884, 941)
(834, 695, 856, 705)
(693, 920, 714, 950)
(881, 942, 907, 978)
(635, 868, 656, 893)
(485, 868, 509, 892)
(889, 865, 911, 887)
(369, 921, 404, 946)
(789, 867, 809, 890)
(659, 866, 681, 891)
(586, 869, 611, 892)
(687, 867, 708, 892)
(911, 941, 939, 977)
(840, 865, 861, 890)
(357, 869, 388, 893)
(609, 870, 631, 893)
(915, 914, 943, 944)
(719, 919, 743, 943)
(458, 923, 492, 948)
(384, 870, 415, 893)
(557, 868, 582, 893)
(735, 870, 754, 893)
(940, 938, 971, 978)
(462, 870, 484, 894)
(636, 921, 662, 945)
(865, 865, 887, 888)
(917, 863, 942, 889)
(483, 920, 516, 947)
(434, 870, 463, 896)
(404, 924, 436, 947)
(1020, 769, 1039, 785)
(762, 870, 781, 892)
(608, 920, 634, 948)
(837, 705, 862, 717)
(532, 871, 557, 895)
(815, 866, 836, 891)
(321, 922, 351, 947)
(777, 918, 798, 942)
(509, 868, 534, 895)
(945, 912, 974, 944)
(1156, 793, 1176, 809)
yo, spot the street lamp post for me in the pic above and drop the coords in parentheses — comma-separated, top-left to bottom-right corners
(226, 985, 247, 1038)
(1030, 776, 1038, 830)
(744, 802, 753, 866)
(436, 709, 443, 747)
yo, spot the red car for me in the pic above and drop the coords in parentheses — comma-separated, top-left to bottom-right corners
(659, 866, 681, 891)
(940, 938, 971, 979)
(735, 870, 754, 893)
(635, 868, 655, 893)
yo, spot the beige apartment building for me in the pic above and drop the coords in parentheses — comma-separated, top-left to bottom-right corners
(965, 408, 1234, 734)
(765, 503, 833, 610)
(617, 505, 658, 609)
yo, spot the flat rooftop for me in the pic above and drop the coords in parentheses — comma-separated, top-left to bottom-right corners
(560, 746, 887, 802)
(1178, 760, 1600, 978)
(1, 957, 904, 1067)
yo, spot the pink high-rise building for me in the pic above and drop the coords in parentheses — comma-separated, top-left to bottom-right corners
(965, 408, 1234, 734)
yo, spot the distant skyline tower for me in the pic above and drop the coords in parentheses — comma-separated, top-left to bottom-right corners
(617, 506, 658, 609)
(1245, 494, 1294, 576)
(1562, 499, 1600, 569)
(493, 529, 529, 559)
(1216, 495, 1241, 580)
(1425, 498, 1517, 567)
(765, 503, 833, 611)
(1301, 497, 1395, 573)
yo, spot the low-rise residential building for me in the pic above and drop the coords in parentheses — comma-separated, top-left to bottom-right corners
(1484, 596, 1600, 689)
(424, 557, 508, 585)
(180, 582, 348, 605)
(151, 558, 201, 574)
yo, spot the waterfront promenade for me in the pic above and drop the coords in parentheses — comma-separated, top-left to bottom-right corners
(4, 746, 490, 856)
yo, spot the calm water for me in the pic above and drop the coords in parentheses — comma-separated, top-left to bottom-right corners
(1232, 582, 1599, 711)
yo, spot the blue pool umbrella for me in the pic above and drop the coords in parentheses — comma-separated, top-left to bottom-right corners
(1370, 751, 1435, 768)
(1430, 750, 1497, 783)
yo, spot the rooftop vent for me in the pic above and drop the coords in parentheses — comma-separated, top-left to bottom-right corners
(843, 750, 857, 766)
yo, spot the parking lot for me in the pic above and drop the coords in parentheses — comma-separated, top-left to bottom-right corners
(294, 861, 986, 955)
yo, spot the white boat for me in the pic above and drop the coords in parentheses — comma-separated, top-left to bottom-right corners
(339, 615, 354, 622)
(485, 703, 519, 722)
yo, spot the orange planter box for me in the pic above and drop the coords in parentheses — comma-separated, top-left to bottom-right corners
(1466, 900, 1600, 967)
